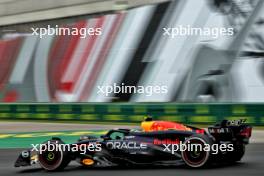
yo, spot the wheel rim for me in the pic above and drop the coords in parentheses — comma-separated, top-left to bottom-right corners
(38, 143, 63, 171)
(181, 137, 209, 168)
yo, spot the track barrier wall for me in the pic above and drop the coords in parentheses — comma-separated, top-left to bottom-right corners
(0, 104, 263, 126)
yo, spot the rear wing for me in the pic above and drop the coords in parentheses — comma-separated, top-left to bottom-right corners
(208, 119, 252, 144)
(218, 119, 247, 127)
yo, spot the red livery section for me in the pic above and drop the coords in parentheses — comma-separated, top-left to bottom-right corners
(141, 121, 192, 132)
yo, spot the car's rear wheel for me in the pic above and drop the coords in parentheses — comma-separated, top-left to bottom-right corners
(229, 144, 245, 162)
(38, 139, 70, 171)
(181, 134, 212, 168)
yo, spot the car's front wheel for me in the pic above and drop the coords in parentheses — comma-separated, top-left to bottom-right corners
(38, 139, 71, 171)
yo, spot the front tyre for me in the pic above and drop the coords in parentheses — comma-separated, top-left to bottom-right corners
(38, 139, 71, 171)
(181, 134, 213, 168)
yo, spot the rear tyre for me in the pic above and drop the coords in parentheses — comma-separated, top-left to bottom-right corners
(38, 139, 71, 171)
(181, 134, 213, 168)
(229, 144, 245, 162)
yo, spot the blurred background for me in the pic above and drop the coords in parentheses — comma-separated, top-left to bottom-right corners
(0, 0, 264, 102)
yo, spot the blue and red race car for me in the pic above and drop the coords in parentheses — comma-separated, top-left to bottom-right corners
(15, 118, 252, 171)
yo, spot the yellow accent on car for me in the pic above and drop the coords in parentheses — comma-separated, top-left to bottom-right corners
(141, 121, 154, 132)
(31, 155, 38, 161)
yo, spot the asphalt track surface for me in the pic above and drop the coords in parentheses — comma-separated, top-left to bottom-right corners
(0, 143, 263, 176)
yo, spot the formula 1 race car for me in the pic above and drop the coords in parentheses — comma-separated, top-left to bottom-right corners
(15, 118, 252, 171)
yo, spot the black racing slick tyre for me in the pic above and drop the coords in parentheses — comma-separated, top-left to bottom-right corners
(230, 144, 245, 162)
(181, 134, 213, 168)
(38, 139, 71, 171)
